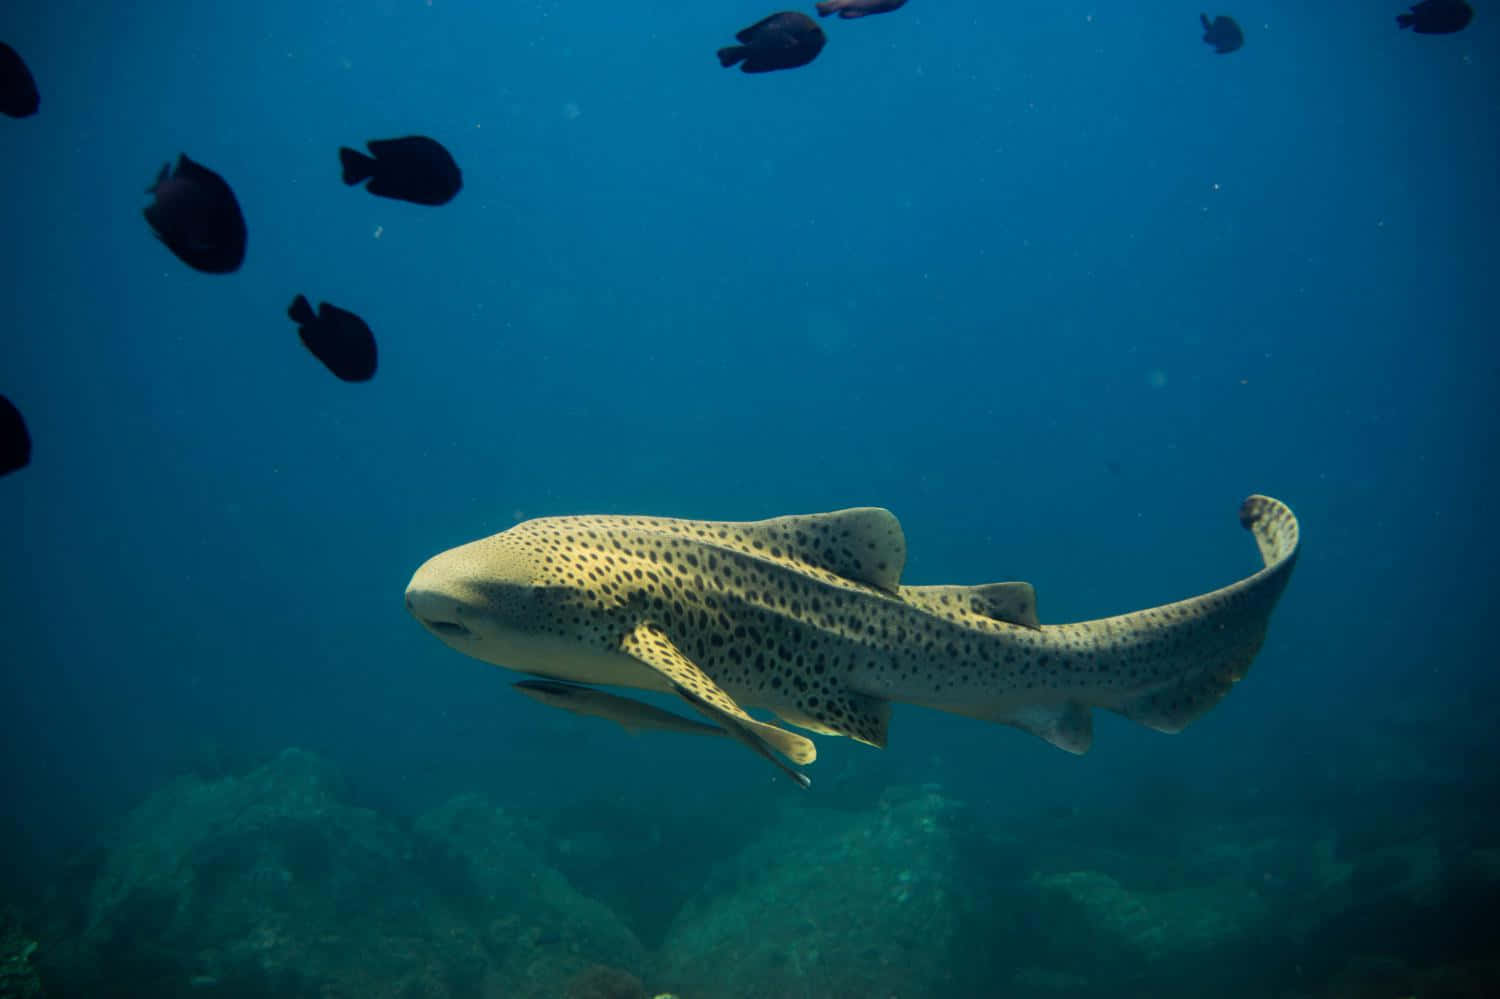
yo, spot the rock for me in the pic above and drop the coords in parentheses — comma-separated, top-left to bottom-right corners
(0, 909, 42, 999)
(657, 787, 966, 998)
(1029, 868, 1268, 962)
(42, 750, 647, 998)
(49, 749, 484, 996)
(413, 794, 648, 998)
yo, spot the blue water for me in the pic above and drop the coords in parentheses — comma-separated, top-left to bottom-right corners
(2, 0, 1496, 990)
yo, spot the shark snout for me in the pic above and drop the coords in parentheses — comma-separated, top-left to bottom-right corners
(406, 531, 541, 646)
(404, 580, 474, 639)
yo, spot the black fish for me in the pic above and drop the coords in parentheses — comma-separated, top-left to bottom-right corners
(718, 12, 827, 73)
(339, 136, 462, 206)
(288, 295, 377, 382)
(0, 42, 39, 117)
(144, 155, 247, 274)
(1, 394, 30, 477)
(1397, 0, 1473, 33)
(1200, 14, 1244, 53)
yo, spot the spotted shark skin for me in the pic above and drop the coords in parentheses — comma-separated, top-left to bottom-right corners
(406, 495, 1298, 787)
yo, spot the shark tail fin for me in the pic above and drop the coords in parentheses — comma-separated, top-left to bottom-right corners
(1106, 494, 1299, 733)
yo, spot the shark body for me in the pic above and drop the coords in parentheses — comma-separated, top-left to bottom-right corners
(406, 495, 1298, 787)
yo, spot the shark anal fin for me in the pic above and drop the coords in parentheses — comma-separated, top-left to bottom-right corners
(945, 700, 1093, 754)
(621, 622, 815, 787)
(1112, 663, 1246, 733)
(1010, 701, 1093, 754)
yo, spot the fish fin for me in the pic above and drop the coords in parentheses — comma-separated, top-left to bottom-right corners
(771, 704, 842, 736)
(173, 154, 213, 183)
(736, 507, 906, 593)
(736, 13, 793, 41)
(1102, 494, 1299, 732)
(901, 495, 1298, 749)
(287, 294, 316, 325)
(146, 162, 170, 194)
(1109, 671, 1238, 734)
(717, 45, 747, 68)
(624, 508, 904, 591)
(622, 622, 814, 788)
(938, 700, 1093, 754)
(1008, 702, 1093, 754)
(1200, 12, 1212, 28)
(773, 692, 890, 749)
(339, 146, 375, 185)
(899, 582, 1040, 630)
(1396, 12, 1414, 26)
(1239, 494, 1300, 568)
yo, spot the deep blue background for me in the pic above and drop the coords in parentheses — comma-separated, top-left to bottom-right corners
(2, 0, 1495, 853)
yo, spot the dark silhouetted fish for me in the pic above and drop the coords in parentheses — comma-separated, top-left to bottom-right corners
(339, 136, 462, 206)
(1, 394, 30, 477)
(1200, 13, 1244, 53)
(815, 0, 907, 18)
(718, 12, 826, 73)
(288, 295, 377, 382)
(1396, 0, 1473, 32)
(0, 42, 39, 117)
(144, 155, 247, 274)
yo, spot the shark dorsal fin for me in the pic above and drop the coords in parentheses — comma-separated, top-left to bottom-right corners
(738, 507, 906, 594)
(965, 582, 1040, 628)
(899, 582, 1040, 629)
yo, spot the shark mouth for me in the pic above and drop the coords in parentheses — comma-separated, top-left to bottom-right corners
(422, 618, 472, 638)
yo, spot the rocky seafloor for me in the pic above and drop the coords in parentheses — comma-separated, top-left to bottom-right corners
(2, 745, 1496, 999)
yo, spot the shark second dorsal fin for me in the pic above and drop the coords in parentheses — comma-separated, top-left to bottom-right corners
(899, 582, 1041, 629)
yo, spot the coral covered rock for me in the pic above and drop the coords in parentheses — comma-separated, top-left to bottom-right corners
(657, 786, 966, 998)
(0, 908, 42, 999)
(414, 794, 648, 998)
(42, 750, 646, 998)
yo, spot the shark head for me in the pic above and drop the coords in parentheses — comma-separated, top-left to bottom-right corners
(406, 529, 553, 656)
(404, 521, 651, 685)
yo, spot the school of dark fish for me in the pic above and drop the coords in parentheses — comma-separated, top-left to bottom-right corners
(0, 2, 1481, 477)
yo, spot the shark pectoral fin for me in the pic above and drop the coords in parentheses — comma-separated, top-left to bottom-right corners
(621, 622, 816, 788)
